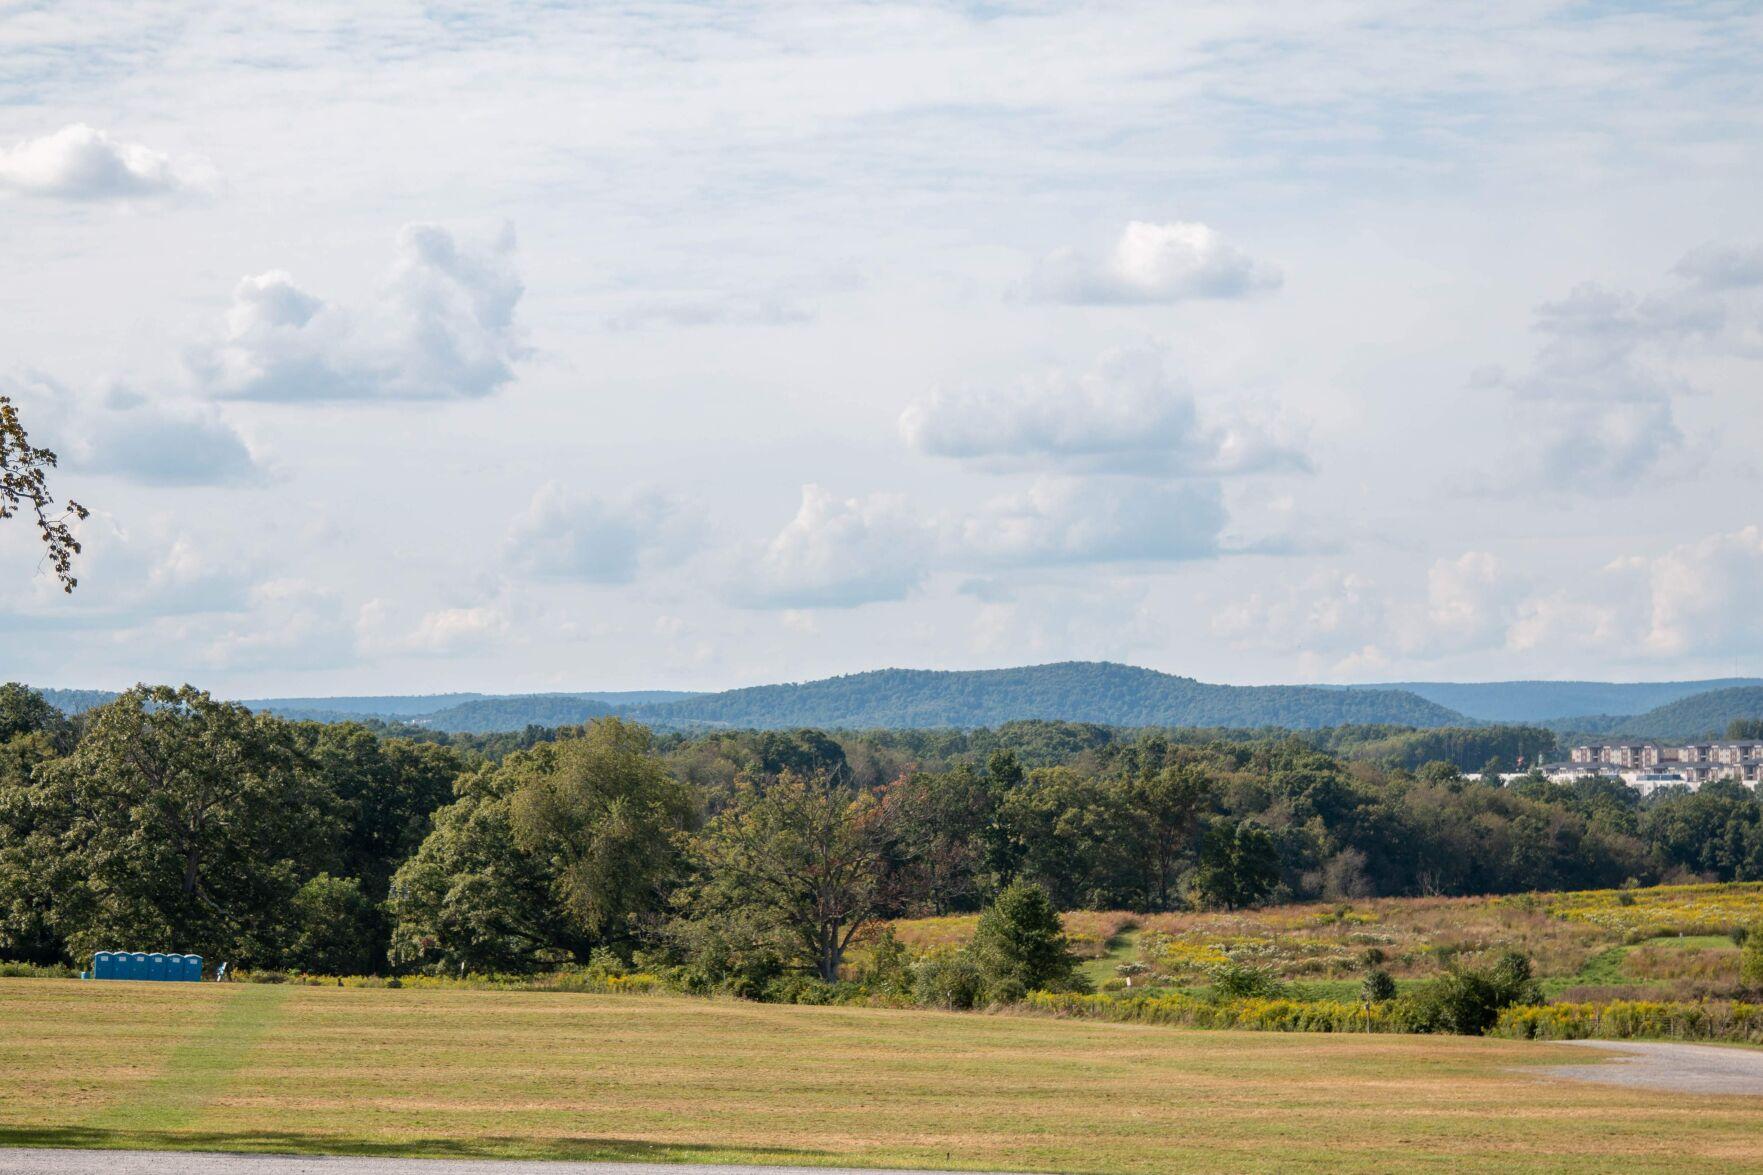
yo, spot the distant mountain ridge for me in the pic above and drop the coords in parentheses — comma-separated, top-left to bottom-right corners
(1551, 686, 1763, 742)
(1347, 678, 1763, 723)
(23, 666, 1763, 738)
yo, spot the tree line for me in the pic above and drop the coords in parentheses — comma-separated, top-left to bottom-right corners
(2, 682, 1761, 991)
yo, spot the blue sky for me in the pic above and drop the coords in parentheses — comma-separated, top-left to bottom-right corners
(2, 0, 1761, 694)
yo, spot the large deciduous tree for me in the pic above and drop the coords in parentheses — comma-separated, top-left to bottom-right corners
(670, 772, 889, 985)
(0, 686, 339, 964)
(389, 719, 695, 973)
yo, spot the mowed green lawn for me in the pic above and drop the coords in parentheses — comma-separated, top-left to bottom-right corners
(2, 979, 1760, 1174)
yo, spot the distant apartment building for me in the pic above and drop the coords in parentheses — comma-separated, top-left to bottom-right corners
(1547, 739, 1763, 792)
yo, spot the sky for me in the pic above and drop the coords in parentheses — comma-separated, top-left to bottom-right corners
(2, 0, 1762, 696)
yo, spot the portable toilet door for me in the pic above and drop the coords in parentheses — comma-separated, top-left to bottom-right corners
(92, 951, 114, 980)
(128, 952, 148, 980)
(183, 955, 204, 982)
(147, 953, 168, 981)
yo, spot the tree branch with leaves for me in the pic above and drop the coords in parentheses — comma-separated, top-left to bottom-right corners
(0, 395, 86, 591)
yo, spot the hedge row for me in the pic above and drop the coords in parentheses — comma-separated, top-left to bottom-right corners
(1493, 1000, 1763, 1044)
(1023, 990, 1398, 1032)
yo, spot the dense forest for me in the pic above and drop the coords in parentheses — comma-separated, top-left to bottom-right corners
(3, 682, 1761, 991)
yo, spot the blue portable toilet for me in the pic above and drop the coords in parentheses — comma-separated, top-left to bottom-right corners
(182, 955, 203, 982)
(92, 951, 115, 979)
(146, 953, 168, 981)
(128, 952, 148, 980)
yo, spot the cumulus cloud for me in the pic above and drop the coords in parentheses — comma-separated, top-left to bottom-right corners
(1616, 526, 1763, 658)
(1487, 243, 1763, 491)
(1673, 243, 1763, 292)
(1030, 220, 1282, 305)
(204, 580, 359, 671)
(1, 375, 262, 486)
(730, 477, 1235, 610)
(727, 485, 928, 609)
(948, 477, 1227, 568)
(0, 123, 214, 200)
(0, 511, 252, 623)
(504, 482, 703, 584)
(188, 222, 525, 402)
(358, 598, 511, 658)
(901, 347, 1309, 477)
(1215, 528, 1763, 671)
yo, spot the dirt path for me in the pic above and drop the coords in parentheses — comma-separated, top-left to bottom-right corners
(1538, 1040, 1763, 1095)
(0, 1151, 1006, 1175)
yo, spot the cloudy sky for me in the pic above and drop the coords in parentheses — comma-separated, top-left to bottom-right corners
(3, 1, 1762, 696)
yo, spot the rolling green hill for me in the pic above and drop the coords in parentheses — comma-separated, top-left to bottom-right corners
(620, 662, 1467, 731)
(1571, 686, 1763, 741)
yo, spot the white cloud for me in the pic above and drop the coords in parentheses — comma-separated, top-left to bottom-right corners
(1673, 242, 1763, 292)
(0, 123, 214, 200)
(188, 222, 525, 402)
(0, 511, 252, 623)
(1487, 244, 1763, 492)
(901, 346, 1309, 477)
(947, 477, 1227, 568)
(205, 580, 358, 671)
(1618, 525, 1763, 658)
(1030, 220, 1282, 305)
(2, 376, 262, 487)
(728, 485, 928, 609)
(358, 598, 511, 658)
(504, 482, 703, 584)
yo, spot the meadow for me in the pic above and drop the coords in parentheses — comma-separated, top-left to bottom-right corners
(4, 977, 1763, 1174)
(887, 882, 1763, 1003)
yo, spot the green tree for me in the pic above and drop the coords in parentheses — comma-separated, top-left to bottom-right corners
(968, 880, 1084, 999)
(1, 395, 87, 591)
(1188, 819, 1280, 910)
(287, 873, 380, 975)
(669, 772, 887, 984)
(1117, 763, 1210, 910)
(0, 686, 338, 965)
(390, 719, 694, 974)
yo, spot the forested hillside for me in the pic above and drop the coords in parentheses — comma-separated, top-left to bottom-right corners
(1587, 687, 1763, 741)
(622, 662, 1466, 730)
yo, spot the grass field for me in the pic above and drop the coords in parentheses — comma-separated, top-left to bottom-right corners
(4, 978, 1763, 1173)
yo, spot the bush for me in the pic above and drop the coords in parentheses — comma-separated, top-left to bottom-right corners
(1397, 951, 1540, 1035)
(1742, 927, 1763, 990)
(969, 881, 1086, 996)
(1206, 960, 1286, 1001)
(913, 952, 986, 1010)
(856, 927, 916, 997)
(1362, 968, 1397, 1003)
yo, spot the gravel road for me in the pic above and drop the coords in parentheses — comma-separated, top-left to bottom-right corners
(0, 1152, 1010, 1175)
(1538, 1040, 1763, 1095)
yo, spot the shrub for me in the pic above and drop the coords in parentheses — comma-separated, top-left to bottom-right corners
(913, 952, 986, 1010)
(856, 927, 916, 997)
(1742, 926, 1763, 990)
(1397, 951, 1539, 1035)
(969, 881, 1087, 997)
(1207, 960, 1286, 1001)
(1362, 968, 1397, 1003)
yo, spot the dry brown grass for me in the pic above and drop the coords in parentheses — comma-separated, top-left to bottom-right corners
(5, 978, 1763, 1173)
